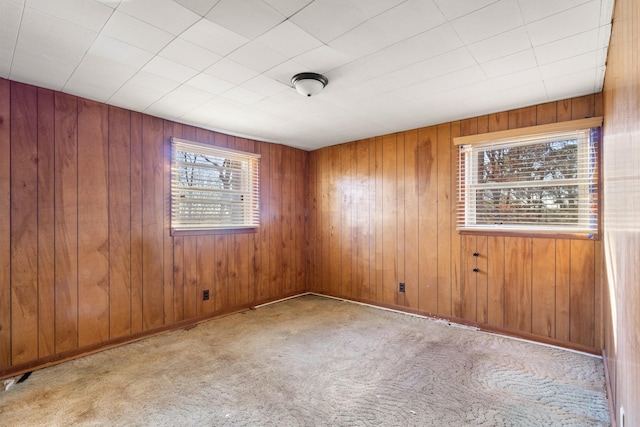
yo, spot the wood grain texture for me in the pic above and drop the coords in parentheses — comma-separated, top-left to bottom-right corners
(37, 88, 55, 358)
(54, 92, 79, 354)
(108, 106, 132, 339)
(77, 99, 110, 347)
(1, 81, 309, 377)
(129, 112, 144, 335)
(531, 238, 556, 338)
(308, 95, 602, 353)
(417, 127, 437, 313)
(601, 0, 640, 421)
(10, 82, 39, 364)
(141, 114, 164, 330)
(436, 124, 452, 315)
(0, 79, 10, 369)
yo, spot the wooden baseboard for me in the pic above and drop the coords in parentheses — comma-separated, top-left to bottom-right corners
(0, 291, 304, 381)
(314, 292, 601, 355)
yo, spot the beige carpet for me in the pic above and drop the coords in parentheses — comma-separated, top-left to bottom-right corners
(0, 295, 610, 426)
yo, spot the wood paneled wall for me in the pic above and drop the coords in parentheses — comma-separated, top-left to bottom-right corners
(0, 78, 308, 376)
(602, 0, 640, 424)
(309, 94, 603, 353)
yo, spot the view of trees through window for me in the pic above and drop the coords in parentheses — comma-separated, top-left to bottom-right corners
(173, 147, 249, 229)
(474, 138, 580, 225)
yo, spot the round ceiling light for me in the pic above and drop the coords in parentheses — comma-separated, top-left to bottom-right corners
(291, 72, 329, 97)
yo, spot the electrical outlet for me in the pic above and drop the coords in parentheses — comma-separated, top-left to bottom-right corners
(203, 290, 210, 301)
(399, 282, 405, 293)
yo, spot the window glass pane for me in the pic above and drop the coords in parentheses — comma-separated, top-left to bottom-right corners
(476, 139, 578, 184)
(475, 185, 580, 225)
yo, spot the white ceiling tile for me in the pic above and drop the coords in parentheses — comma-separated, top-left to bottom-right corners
(0, 0, 24, 78)
(390, 47, 477, 85)
(102, 11, 174, 53)
(220, 86, 265, 104)
(241, 75, 290, 97)
(9, 50, 73, 90)
(468, 27, 531, 63)
(9, 6, 97, 86)
(159, 38, 221, 71)
(145, 97, 195, 120)
(539, 50, 598, 80)
(291, 0, 367, 43)
(96, 0, 120, 7)
(206, 0, 284, 39)
(349, 0, 405, 18)
(174, 0, 220, 16)
(26, 0, 113, 31)
(204, 58, 259, 85)
(293, 45, 351, 74)
(19, 6, 98, 52)
(329, 0, 446, 60)
(598, 23, 612, 48)
(488, 67, 542, 91)
(328, 24, 464, 89)
(109, 71, 179, 110)
(451, 0, 523, 44)
(256, 21, 323, 58)
(185, 73, 235, 95)
(263, 59, 307, 85)
(368, 0, 447, 43)
(143, 56, 199, 82)
(263, 0, 312, 17)
(227, 41, 287, 73)
(165, 84, 216, 104)
(432, 0, 499, 20)
(117, 0, 201, 35)
(518, 0, 591, 23)
(180, 19, 249, 56)
(544, 68, 597, 100)
(88, 35, 154, 69)
(480, 48, 537, 78)
(534, 28, 598, 65)
(64, 62, 133, 102)
(526, 1, 601, 46)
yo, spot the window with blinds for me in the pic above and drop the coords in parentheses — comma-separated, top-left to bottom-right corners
(456, 122, 600, 235)
(171, 138, 260, 233)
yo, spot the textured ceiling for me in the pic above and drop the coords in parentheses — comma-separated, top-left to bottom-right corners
(1, 0, 614, 150)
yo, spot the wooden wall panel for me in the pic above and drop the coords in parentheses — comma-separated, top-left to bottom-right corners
(404, 131, 419, 308)
(0, 78, 308, 378)
(309, 94, 602, 352)
(381, 134, 397, 305)
(417, 127, 437, 312)
(108, 107, 132, 339)
(77, 99, 110, 347)
(37, 88, 55, 359)
(130, 112, 144, 335)
(10, 82, 39, 364)
(531, 238, 556, 338)
(436, 124, 452, 315)
(0, 79, 10, 369)
(54, 92, 79, 354)
(141, 115, 165, 330)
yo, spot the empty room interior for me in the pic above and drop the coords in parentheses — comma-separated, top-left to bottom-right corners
(0, 0, 638, 425)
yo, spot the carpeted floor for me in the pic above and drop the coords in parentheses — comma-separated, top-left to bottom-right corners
(0, 295, 610, 426)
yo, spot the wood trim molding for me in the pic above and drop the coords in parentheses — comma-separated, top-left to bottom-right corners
(453, 116, 603, 146)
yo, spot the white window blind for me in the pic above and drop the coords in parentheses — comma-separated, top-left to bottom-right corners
(457, 126, 599, 235)
(171, 138, 260, 232)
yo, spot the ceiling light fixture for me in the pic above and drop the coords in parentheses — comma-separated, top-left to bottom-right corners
(291, 72, 328, 97)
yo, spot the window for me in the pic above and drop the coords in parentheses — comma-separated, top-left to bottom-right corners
(455, 118, 601, 235)
(171, 138, 260, 233)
